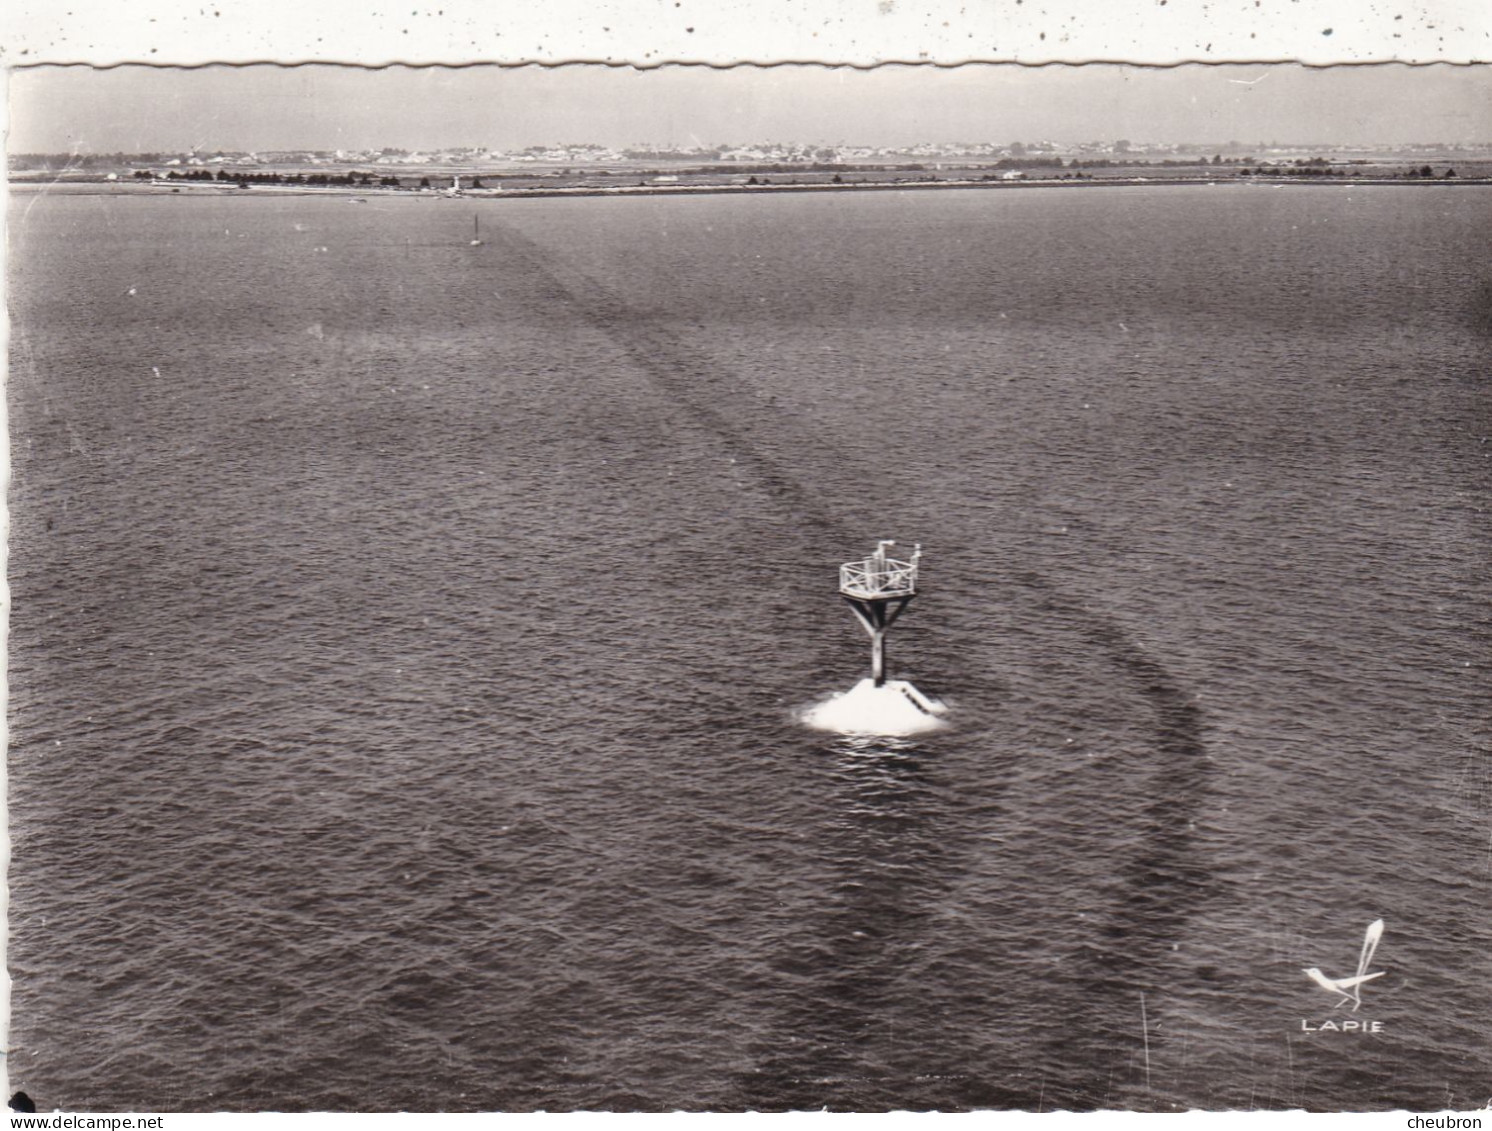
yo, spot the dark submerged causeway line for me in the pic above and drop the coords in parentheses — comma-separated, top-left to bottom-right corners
(480, 214, 1215, 1109)
(1021, 574, 1217, 1111)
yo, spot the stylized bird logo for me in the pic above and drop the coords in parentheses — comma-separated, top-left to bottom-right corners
(1304, 919, 1385, 1011)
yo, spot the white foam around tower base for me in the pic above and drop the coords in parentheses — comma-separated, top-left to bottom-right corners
(802, 678, 950, 737)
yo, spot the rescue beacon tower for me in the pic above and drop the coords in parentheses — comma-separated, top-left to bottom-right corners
(839, 541, 922, 687)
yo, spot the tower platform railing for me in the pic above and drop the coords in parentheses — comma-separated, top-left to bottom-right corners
(839, 553, 919, 600)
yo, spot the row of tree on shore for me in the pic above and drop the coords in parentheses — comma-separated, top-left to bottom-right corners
(1240, 165, 1457, 178)
(136, 164, 1463, 191)
(131, 169, 488, 189)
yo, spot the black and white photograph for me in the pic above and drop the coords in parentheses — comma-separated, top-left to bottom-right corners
(5, 4, 1491, 1115)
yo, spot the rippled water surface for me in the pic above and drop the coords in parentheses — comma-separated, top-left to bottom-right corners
(8, 184, 1491, 1111)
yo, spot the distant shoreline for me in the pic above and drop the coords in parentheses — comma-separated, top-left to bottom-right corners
(10, 174, 1490, 203)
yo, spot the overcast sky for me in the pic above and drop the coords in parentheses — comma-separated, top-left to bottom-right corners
(8, 63, 1490, 153)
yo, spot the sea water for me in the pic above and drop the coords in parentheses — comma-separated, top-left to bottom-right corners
(7, 183, 1490, 1111)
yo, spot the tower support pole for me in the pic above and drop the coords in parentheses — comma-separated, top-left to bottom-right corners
(843, 595, 913, 688)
